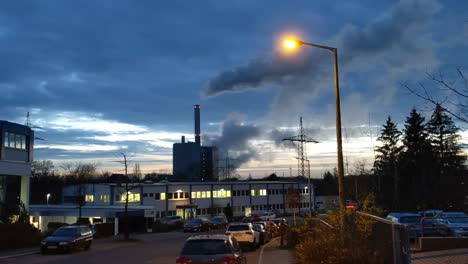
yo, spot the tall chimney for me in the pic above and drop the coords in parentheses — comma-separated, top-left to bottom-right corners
(194, 104, 201, 145)
(181, 135, 185, 143)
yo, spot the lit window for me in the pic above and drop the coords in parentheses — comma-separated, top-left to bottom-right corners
(197, 192, 201, 199)
(191, 192, 196, 198)
(201, 191, 206, 198)
(116, 192, 140, 202)
(100, 195, 109, 203)
(212, 191, 218, 198)
(259, 189, 267, 196)
(251, 190, 255, 196)
(85, 195, 94, 202)
(160, 193, 166, 200)
(206, 191, 211, 198)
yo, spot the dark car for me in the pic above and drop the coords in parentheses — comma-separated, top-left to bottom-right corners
(160, 216, 184, 227)
(176, 235, 247, 264)
(184, 218, 211, 232)
(209, 215, 228, 229)
(253, 223, 270, 245)
(40, 225, 93, 254)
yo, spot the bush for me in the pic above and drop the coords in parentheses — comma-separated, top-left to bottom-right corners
(292, 195, 384, 264)
(0, 223, 44, 250)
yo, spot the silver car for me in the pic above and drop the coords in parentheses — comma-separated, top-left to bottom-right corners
(176, 235, 247, 264)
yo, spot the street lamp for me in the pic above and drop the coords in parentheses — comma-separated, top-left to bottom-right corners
(46, 193, 51, 205)
(283, 37, 346, 223)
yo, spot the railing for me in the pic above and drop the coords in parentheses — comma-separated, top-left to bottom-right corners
(357, 211, 411, 264)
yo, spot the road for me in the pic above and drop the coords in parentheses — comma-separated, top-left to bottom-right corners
(1, 229, 264, 264)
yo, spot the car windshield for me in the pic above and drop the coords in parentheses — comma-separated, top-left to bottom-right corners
(188, 219, 202, 224)
(228, 225, 249, 231)
(400, 216, 421, 223)
(181, 240, 232, 255)
(53, 228, 78, 237)
(253, 224, 263, 230)
(447, 217, 468, 223)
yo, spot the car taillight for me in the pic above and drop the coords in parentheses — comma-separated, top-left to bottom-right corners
(245, 231, 253, 235)
(176, 256, 192, 264)
(220, 255, 238, 264)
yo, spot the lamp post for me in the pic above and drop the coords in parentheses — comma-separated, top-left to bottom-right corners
(283, 37, 345, 227)
(46, 193, 51, 206)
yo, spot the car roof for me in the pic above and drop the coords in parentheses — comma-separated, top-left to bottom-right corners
(60, 225, 88, 229)
(187, 235, 230, 241)
(387, 212, 421, 217)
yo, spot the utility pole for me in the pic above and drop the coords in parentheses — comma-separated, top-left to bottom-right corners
(283, 117, 318, 178)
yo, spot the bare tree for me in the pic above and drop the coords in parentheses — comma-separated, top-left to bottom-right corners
(402, 68, 468, 123)
(61, 162, 97, 219)
(116, 153, 141, 240)
(286, 186, 302, 226)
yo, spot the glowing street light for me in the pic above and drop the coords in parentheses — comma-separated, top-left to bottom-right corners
(283, 38, 300, 49)
(281, 35, 345, 229)
(46, 193, 51, 205)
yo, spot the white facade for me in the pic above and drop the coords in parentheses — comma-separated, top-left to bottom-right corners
(30, 181, 314, 231)
(0, 121, 34, 217)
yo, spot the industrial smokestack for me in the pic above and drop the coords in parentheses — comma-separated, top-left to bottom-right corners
(181, 135, 185, 143)
(194, 104, 201, 145)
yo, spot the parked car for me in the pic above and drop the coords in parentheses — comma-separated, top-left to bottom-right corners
(242, 213, 261, 223)
(225, 223, 260, 251)
(40, 225, 93, 254)
(160, 216, 183, 227)
(253, 223, 270, 245)
(209, 215, 228, 229)
(435, 212, 467, 218)
(259, 211, 276, 221)
(184, 218, 211, 232)
(272, 218, 288, 227)
(176, 235, 247, 264)
(433, 216, 468, 237)
(419, 210, 443, 218)
(386, 213, 422, 238)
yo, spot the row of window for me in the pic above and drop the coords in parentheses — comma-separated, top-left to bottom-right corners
(3, 132, 27, 150)
(66, 188, 309, 204)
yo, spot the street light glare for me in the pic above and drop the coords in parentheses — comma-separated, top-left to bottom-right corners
(283, 38, 299, 50)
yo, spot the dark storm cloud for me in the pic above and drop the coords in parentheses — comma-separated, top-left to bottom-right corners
(202, 0, 441, 98)
(203, 114, 260, 167)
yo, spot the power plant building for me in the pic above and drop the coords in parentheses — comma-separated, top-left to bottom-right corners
(172, 105, 218, 182)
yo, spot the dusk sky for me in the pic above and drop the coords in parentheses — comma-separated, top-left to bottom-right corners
(1, 0, 467, 178)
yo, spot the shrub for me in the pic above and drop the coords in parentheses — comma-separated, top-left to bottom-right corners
(0, 223, 44, 250)
(292, 195, 384, 264)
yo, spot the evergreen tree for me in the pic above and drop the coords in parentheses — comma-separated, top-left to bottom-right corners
(374, 116, 403, 210)
(426, 104, 466, 209)
(400, 108, 431, 210)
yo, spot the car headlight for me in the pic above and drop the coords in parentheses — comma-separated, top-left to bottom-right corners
(59, 242, 69, 245)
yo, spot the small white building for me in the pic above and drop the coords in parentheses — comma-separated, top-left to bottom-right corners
(29, 180, 313, 232)
(0, 120, 34, 219)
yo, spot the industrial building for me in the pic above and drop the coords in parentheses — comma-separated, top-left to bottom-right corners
(29, 180, 313, 233)
(172, 105, 218, 181)
(0, 120, 34, 219)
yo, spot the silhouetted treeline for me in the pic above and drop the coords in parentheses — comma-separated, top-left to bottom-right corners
(373, 105, 467, 211)
(29, 162, 171, 205)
